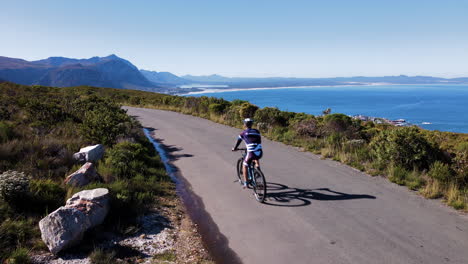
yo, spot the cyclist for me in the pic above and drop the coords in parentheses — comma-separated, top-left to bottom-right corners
(232, 118, 263, 188)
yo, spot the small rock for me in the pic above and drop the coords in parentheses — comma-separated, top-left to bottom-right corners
(64, 162, 100, 187)
(73, 144, 104, 163)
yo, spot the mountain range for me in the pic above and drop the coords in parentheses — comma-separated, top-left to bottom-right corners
(0, 54, 467, 93)
(0, 55, 189, 92)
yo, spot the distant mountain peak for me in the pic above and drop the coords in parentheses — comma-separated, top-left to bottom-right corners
(103, 54, 120, 60)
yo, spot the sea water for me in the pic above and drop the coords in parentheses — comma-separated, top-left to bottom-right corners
(187, 84, 468, 133)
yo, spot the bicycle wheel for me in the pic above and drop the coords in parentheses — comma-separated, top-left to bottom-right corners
(236, 158, 243, 185)
(252, 167, 267, 203)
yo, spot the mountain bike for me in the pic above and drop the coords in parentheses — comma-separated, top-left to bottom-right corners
(234, 148, 267, 203)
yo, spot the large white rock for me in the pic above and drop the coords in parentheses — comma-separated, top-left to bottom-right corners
(39, 188, 110, 254)
(65, 188, 110, 228)
(64, 162, 100, 187)
(73, 144, 104, 163)
(39, 207, 90, 255)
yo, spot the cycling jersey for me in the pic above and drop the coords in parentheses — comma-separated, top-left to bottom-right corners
(234, 128, 263, 166)
(238, 128, 262, 152)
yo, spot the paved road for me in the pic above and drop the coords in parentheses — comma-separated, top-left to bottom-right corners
(126, 107, 468, 264)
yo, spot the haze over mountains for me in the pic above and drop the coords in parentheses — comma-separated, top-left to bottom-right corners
(0, 54, 467, 93)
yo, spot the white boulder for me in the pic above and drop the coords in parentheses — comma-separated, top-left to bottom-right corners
(73, 144, 104, 163)
(39, 188, 110, 254)
(65, 188, 110, 228)
(64, 162, 100, 187)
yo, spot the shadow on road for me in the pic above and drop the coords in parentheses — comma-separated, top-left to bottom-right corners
(264, 182, 376, 207)
(144, 127, 194, 162)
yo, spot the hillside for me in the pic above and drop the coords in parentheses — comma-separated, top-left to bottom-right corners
(0, 82, 211, 263)
(0, 55, 160, 91)
(141, 69, 190, 85)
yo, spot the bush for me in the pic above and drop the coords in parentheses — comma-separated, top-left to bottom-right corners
(0, 122, 13, 143)
(428, 161, 452, 183)
(103, 176, 165, 224)
(254, 107, 289, 127)
(7, 247, 31, 264)
(322, 114, 352, 133)
(0, 171, 30, 204)
(370, 127, 437, 170)
(388, 165, 409, 185)
(295, 118, 319, 137)
(29, 179, 66, 214)
(79, 98, 132, 145)
(209, 103, 227, 115)
(0, 219, 37, 262)
(453, 142, 468, 185)
(104, 142, 150, 179)
(239, 103, 259, 119)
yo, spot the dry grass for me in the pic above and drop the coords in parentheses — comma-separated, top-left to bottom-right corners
(446, 183, 467, 210)
(421, 179, 444, 199)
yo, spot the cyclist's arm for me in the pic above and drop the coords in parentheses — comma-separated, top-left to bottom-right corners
(233, 136, 242, 150)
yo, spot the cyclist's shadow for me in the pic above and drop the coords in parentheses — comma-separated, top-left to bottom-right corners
(264, 182, 376, 207)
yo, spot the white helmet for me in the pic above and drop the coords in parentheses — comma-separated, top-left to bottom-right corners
(243, 118, 254, 127)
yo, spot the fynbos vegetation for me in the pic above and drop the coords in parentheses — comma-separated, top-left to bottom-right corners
(0, 82, 171, 261)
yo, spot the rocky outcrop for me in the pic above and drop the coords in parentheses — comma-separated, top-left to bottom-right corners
(39, 188, 110, 255)
(64, 162, 100, 187)
(73, 144, 104, 163)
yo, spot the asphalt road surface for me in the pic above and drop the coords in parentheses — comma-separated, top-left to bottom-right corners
(126, 107, 468, 264)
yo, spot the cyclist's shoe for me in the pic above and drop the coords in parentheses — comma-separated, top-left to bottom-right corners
(243, 182, 248, 189)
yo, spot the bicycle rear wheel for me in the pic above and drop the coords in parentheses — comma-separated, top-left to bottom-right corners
(236, 158, 243, 185)
(252, 167, 267, 203)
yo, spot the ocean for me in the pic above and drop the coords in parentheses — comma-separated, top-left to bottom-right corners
(186, 84, 468, 133)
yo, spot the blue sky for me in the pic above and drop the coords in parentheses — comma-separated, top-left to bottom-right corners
(1, 0, 467, 77)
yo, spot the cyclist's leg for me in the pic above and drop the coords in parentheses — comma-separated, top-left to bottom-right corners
(242, 152, 255, 187)
(243, 153, 252, 186)
(253, 150, 263, 168)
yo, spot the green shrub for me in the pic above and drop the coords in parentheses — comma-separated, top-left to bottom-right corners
(0, 122, 13, 143)
(453, 142, 468, 185)
(103, 176, 164, 225)
(239, 102, 259, 119)
(29, 179, 66, 214)
(79, 98, 131, 145)
(0, 219, 37, 261)
(209, 103, 227, 115)
(0, 171, 30, 204)
(254, 107, 289, 127)
(7, 247, 31, 264)
(405, 170, 425, 190)
(428, 161, 452, 183)
(104, 142, 150, 179)
(388, 165, 409, 185)
(326, 133, 344, 149)
(370, 127, 437, 170)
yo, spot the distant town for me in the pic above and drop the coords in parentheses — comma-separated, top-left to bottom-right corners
(351, 115, 414, 127)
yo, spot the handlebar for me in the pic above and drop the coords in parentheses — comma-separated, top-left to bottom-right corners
(232, 148, 247, 151)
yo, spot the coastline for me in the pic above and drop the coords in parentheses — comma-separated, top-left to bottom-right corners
(181, 82, 394, 95)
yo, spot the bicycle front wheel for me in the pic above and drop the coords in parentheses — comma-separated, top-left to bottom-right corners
(236, 158, 243, 185)
(252, 167, 267, 203)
